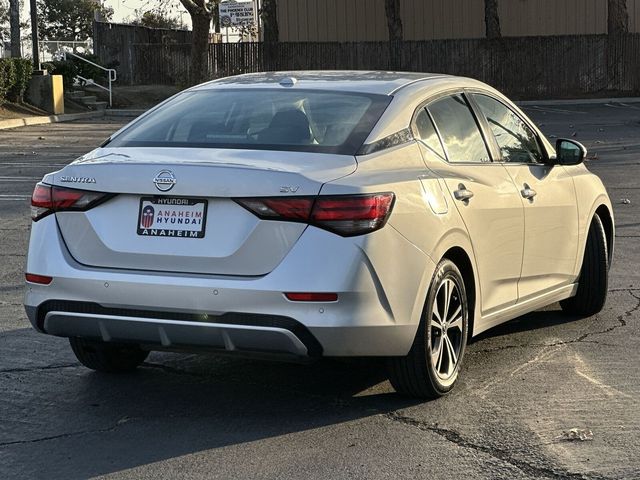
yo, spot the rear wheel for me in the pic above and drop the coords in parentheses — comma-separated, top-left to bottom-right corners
(69, 338, 149, 373)
(560, 214, 609, 316)
(388, 259, 469, 399)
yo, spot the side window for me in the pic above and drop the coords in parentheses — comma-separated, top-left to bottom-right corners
(428, 94, 491, 164)
(414, 108, 447, 162)
(473, 94, 543, 163)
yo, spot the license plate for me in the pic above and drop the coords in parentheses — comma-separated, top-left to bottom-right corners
(137, 197, 208, 239)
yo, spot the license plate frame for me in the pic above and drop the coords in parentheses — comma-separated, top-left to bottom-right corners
(137, 197, 208, 239)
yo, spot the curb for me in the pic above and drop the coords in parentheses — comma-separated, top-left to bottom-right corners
(517, 97, 640, 106)
(0, 111, 105, 130)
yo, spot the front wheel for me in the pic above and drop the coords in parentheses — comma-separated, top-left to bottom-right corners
(388, 259, 469, 399)
(70, 338, 149, 373)
(560, 214, 609, 316)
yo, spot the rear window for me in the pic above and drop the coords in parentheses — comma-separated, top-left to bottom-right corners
(107, 89, 391, 155)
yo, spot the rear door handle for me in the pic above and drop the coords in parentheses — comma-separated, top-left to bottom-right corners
(521, 184, 537, 200)
(454, 184, 474, 202)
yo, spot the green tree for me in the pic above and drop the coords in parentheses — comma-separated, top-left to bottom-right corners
(37, 0, 113, 41)
(0, 1, 8, 42)
(132, 8, 187, 30)
(178, 0, 218, 84)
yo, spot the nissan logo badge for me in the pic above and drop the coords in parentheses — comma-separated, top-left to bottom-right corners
(153, 170, 176, 192)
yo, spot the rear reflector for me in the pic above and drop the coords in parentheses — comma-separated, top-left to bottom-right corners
(25, 273, 53, 285)
(235, 193, 395, 236)
(31, 183, 112, 221)
(285, 292, 338, 302)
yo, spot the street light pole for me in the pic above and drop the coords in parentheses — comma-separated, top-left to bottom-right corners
(30, 0, 40, 70)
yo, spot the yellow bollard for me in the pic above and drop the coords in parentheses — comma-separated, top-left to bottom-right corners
(51, 75, 64, 115)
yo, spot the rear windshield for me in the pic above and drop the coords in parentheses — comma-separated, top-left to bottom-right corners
(107, 89, 391, 155)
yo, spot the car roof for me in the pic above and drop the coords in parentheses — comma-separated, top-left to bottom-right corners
(194, 71, 452, 95)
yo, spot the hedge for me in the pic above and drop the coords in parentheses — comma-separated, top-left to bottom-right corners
(0, 58, 34, 105)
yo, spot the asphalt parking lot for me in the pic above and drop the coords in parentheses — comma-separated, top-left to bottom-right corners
(0, 103, 639, 480)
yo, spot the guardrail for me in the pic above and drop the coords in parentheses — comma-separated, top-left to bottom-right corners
(63, 51, 117, 107)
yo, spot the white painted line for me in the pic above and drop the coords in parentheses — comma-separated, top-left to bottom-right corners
(0, 176, 40, 180)
(0, 163, 66, 167)
(525, 106, 588, 115)
(517, 96, 640, 106)
(604, 102, 640, 110)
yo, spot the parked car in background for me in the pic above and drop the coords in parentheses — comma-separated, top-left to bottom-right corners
(25, 71, 613, 398)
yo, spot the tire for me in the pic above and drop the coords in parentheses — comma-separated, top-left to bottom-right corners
(388, 259, 469, 399)
(560, 213, 609, 316)
(69, 338, 149, 373)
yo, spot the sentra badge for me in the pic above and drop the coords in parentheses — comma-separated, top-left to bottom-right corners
(60, 176, 96, 184)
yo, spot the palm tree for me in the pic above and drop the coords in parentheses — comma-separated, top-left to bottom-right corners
(484, 0, 501, 38)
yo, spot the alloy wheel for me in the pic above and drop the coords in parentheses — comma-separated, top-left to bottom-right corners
(430, 277, 464, 380)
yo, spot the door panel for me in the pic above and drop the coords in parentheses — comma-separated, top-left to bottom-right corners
(504, 164, 579, 300)
(439, 165, 525, 314)
(425, 94, 525, 315)
(468, 92, 579, 300)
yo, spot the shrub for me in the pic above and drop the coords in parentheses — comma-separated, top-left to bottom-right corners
(42, 60, 78, 89)
(8, 59, 34, 103)
(44, 53, 117, 90)
(0, 59, 17, 106)
(74, 54, 105, 82)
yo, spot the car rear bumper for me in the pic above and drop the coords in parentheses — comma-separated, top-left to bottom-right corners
(24, 216, 435, 357)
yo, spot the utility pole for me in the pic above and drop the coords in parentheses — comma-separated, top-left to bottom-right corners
(9, 0, 21, 57)
(30, 0, 40, 70)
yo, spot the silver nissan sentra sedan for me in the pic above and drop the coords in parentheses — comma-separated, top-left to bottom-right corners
(24, 71, 613, 398)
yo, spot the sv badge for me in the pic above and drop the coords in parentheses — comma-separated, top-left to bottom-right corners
(280, 186, 300, 193)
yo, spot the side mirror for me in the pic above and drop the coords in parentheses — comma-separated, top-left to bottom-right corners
(555, 139, 587, 165)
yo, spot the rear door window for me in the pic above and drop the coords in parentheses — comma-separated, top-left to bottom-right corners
(427, 94, 491, 164)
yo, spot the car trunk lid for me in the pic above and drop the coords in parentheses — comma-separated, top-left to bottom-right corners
(52, 147, 356, 276)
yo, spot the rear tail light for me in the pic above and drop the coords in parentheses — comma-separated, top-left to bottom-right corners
(235, 193, 395, 236)
(31, 183, 112, 221)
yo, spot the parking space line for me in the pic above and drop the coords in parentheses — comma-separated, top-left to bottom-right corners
(0, 163, 66, 167)
(0, 176, 40, 181)
(524, 106, 588, 115)
(0, 195, 30, 200)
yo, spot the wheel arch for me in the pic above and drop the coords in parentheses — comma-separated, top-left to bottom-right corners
(594, 204, 614, 265)
(442, 246, 477, 340)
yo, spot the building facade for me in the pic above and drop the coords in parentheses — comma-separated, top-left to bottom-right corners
(276, 0, 640, 42)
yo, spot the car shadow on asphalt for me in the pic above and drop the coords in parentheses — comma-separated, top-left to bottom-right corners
(0, 327, 424, 479)
(1, 306, 589, 478)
